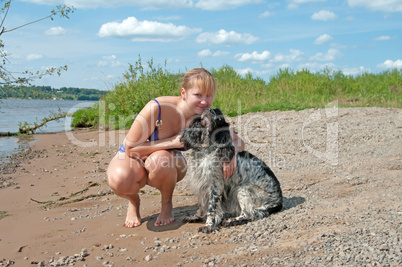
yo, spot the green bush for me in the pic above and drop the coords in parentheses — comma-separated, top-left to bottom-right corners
(71, 57, 402, 129)
(98, 56, 182, 130)
(71, 105, 99, 128)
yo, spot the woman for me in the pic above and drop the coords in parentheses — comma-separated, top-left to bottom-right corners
(107, 68, 245, 227)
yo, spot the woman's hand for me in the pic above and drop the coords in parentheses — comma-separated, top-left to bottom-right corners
(171, 134, 184, 149)
(223, 154, 237, 179)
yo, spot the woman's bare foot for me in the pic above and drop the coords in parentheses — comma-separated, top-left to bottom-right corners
(154, 201, 174, 226)
(124, 196, 141, 228)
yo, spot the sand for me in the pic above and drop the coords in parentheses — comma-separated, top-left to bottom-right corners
(0, 107, 401, 266)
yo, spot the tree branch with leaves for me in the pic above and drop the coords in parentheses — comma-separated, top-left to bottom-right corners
(0, 0, 75, 85)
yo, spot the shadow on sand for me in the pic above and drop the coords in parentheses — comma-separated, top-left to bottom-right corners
(143, 204, 198, 232)
(281, 196, 306, 211)
(143, 196, 305, 232)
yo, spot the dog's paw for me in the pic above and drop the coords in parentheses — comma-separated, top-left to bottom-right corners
(183, 215, 203, 223)
(198, 225, 216, 234)
(222, 217, 251, 227)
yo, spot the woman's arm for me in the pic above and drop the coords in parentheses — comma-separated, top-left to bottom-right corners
(125, 135, 183, 158)
(231, 130, 245, 153)
(222, 131, 245, 179)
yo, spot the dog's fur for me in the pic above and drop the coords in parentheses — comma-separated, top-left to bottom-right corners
(180, 108, 283, 233)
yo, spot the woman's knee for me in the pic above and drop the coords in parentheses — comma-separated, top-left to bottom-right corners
(145, 151, 187, 187)
(107, 157, 147, 194)
(107, 166, 128, 189)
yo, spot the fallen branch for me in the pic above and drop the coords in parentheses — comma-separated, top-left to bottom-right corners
(0, 131, 17, 136)
(30, 182, 114, 208)
(18, 108, 67, 135)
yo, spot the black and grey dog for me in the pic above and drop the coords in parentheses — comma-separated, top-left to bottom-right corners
(180, 108, 283, 233)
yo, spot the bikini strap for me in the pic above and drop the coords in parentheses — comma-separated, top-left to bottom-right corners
(151, 98, 162, 129)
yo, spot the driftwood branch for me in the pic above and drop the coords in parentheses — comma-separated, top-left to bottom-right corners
(18, 108, 67, 135)
(30, 182, 114, 208)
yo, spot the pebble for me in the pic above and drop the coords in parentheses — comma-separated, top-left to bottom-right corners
(145, 255, 153, 262)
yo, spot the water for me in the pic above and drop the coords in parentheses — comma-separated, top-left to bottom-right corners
(0, 99, 96, 164)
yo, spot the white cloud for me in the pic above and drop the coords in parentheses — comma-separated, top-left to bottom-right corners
(98, 61, 124, 68)
(198, 49, 213, 57)
(98, 17, 201, 42)
(213, 50, 230, 56)
(26, 54, 43, 61)
(287, 0, 325, 9)
(297, 62, 337, 71)
(259, 11, 275, 18)
(278, 63, 290, 69)
(377, 59, 402, 68)
(311, 10, 338, 21)
(103, 55, 117, 60)
(310, 48, 342, 61)
(342, 66, 369, 75)
(348, 0, 402, 13)
(235, 51, 271, 62)
(271, 49, 305, 63)
(374, 35, 391, 41)
(330, 43, 349, 49)
(236, 67, 254, 75)
(235, 49, 305, 65)
(196, 29, 259, 45)
(97, 61, 108, 67)
(195, 0, 263, 11)
(198, 49, 230, 57)
(111, 61, 124, 68)
(236, 67, 271, 77)
(98, 55, 124, 67)
(45, 26, 66, 35)
(314, 34, 334, 45)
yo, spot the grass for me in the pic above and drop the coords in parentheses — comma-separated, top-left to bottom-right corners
(71, 57, 402, 129)
(0, 210, 10, 219)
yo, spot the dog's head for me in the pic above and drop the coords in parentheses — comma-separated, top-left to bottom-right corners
(200, 108, 228, 134)
(181, 108, 235, 162)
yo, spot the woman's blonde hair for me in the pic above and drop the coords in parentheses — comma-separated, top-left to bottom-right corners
(182, 68, 216, 95)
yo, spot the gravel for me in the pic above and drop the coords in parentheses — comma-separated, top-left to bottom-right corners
(0, 107, 400, 266)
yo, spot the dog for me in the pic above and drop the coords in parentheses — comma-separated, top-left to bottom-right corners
(180, 108, 283, 233)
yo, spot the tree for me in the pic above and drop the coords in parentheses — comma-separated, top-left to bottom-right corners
(0, 0, 75, 85)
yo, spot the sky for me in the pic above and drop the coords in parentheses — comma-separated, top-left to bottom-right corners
(3, 0, 402, 90)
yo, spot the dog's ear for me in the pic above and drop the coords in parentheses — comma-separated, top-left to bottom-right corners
(180, 116, 205, 149)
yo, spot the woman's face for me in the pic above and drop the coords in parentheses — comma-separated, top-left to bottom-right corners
(182, 86, 215, 114)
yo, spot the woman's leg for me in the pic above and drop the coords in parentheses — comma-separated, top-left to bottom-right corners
(107, 152, 148, 227)
(145, 150, 187, 226)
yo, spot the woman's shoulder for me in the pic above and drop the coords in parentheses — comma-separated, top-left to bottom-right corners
(153, 96, 180, 104)
(141, 96, 179, 113)
(151, 96, 181, 111)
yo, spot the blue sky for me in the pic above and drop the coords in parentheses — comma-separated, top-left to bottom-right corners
(3, 0, 402, 90)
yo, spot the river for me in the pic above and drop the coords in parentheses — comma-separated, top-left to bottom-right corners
(0, 99, 96, 164)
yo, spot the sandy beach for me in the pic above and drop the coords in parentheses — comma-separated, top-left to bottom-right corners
(0, 107, 401, 266)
